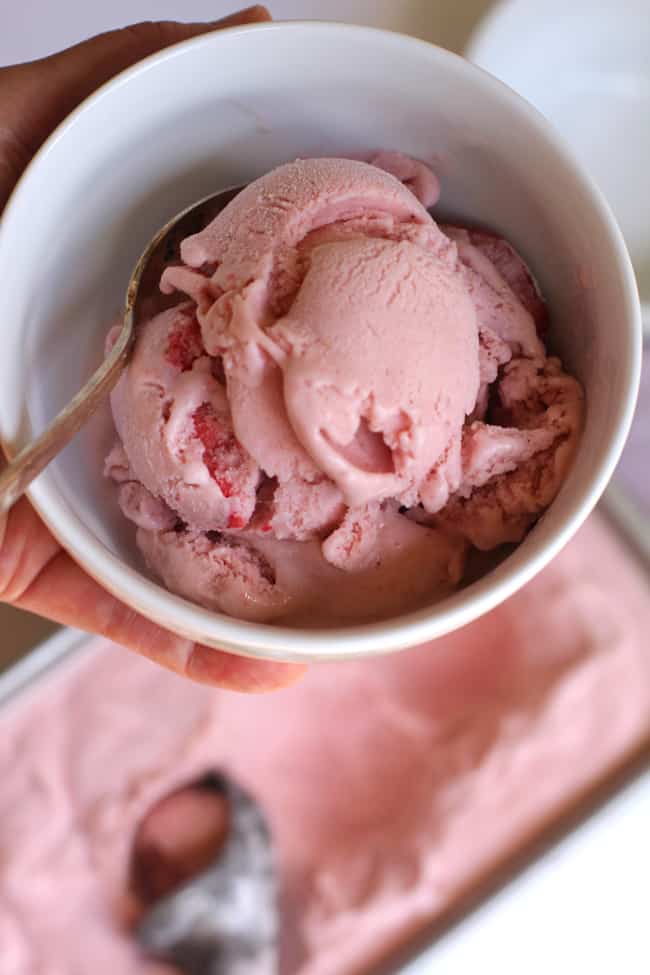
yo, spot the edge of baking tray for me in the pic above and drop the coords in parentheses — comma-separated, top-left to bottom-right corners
(601, 484, 650, 570)
(0, 626, 90, 708)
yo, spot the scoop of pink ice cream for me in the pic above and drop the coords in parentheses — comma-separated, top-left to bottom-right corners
(435, 356, 584, 549)
(137, 504, 465, 624)
(110, 303, 260, 532)
(107, 154, 583, 624)
(278, 235, 478, 508)
(160, 156, 474, 510)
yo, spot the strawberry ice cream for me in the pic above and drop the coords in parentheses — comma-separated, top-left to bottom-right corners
(106, 154, 583, 623)
(2, 514, 649, 974)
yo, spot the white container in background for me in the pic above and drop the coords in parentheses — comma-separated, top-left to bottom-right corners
(468, 0, 650, 332)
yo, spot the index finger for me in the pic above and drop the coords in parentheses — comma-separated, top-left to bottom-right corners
(0, 7, 271, 208)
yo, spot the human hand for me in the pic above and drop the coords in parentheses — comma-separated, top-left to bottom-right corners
(0, 8, 306, 692)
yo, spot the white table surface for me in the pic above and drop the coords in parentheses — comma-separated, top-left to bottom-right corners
(2, 3, 649, 972)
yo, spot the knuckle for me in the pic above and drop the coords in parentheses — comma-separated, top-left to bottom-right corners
(0, 542, 23, 604)
(120, 21, 180, 52)
(0, 501, 58, 604)
(0, 126, 32, 201)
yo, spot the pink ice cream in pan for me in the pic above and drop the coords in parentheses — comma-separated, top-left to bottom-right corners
(106, 152, 583, 624)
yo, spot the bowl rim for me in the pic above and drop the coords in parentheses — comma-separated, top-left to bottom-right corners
(0, 20, 642, 662)
(466, 0, 650, 336)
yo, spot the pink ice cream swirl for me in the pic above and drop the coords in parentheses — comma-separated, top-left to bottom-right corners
(107, 153, 583, 624)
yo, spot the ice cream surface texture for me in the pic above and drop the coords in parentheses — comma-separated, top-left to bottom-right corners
(2, 515, 649, 975)
(107, 154, 583, 623)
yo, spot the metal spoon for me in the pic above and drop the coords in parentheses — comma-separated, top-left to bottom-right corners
(0, 185, 242, 517)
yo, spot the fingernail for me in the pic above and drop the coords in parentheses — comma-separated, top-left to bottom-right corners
(212, 5, 271, 28)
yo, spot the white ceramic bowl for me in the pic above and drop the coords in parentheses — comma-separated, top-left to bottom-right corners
(0, 22, 641, 662)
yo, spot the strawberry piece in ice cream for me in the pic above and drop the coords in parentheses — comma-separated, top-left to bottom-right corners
(165, 315, 204, 371)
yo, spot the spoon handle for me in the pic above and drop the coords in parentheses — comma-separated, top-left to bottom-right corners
(0, 325, 133, 517)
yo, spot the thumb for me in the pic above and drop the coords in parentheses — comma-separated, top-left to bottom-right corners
(42, 6, 271, 104)
(1, 7, 270, 198)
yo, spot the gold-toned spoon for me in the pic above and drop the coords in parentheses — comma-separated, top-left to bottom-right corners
(0, 185, 242, 516)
